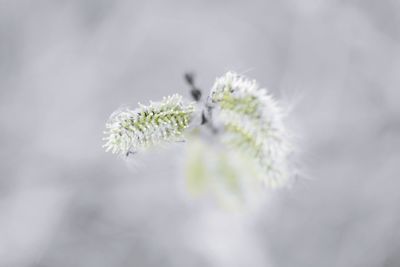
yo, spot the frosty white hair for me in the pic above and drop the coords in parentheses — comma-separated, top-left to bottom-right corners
(209, 72, 292, 188)
(103, 94, 195, 155)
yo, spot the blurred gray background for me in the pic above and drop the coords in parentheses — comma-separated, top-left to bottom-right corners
(0, 0, 399, 266)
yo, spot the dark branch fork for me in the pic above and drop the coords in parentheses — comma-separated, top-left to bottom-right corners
(184, 72, 218, 133)
(184, 72, 202, 102)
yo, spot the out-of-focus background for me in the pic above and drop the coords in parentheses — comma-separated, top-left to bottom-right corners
(0, 0, 399, 266)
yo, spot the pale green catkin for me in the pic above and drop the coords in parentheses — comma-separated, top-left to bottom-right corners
(103, 94, 195, 156)
(210, 72, 292, 188)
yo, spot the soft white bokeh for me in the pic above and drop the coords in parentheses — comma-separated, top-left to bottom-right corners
(0, 0, 399, 266)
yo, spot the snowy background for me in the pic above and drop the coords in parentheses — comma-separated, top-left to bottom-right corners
(0, 0, 399, 266)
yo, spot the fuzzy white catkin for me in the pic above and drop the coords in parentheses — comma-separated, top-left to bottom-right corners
(209, 71, 293, 188)
(103, 94, 195, 156)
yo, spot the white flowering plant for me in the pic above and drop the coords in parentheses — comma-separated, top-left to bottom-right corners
(104, 71, 294, 205)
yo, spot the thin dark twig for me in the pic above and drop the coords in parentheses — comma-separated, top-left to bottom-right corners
(184, 72, 202, 102)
